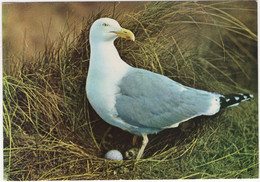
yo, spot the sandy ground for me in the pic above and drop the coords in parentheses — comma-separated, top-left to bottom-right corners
(2, 2, 142, 58)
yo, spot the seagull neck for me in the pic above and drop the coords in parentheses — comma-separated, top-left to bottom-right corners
(88, 40, 130, 86)
(90, 41, 121, 62)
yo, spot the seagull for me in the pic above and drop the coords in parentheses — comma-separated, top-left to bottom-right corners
(86, 18, 253, 160)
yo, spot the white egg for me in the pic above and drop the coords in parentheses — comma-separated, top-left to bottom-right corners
(104, 150, 123, 160)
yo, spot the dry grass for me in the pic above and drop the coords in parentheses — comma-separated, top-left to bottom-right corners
(3, 1, 258, 180)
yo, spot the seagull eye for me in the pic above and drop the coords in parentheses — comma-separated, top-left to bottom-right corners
(102, 23, 109, 27)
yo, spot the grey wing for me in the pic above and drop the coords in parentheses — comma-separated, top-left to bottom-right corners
(115, 68, 221, 129)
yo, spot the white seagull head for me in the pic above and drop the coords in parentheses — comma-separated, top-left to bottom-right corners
(89, 18, 135, 43)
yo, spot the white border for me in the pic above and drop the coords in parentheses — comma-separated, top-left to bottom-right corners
(0, 1, 259, 182)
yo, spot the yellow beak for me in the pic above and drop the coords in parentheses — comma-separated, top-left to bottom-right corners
(113, 28, 135, 41)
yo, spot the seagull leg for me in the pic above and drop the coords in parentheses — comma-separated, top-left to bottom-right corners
(136, 134, 148, 160)
(132, 135, 138, 146)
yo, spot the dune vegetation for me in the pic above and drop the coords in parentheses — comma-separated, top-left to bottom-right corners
(3, 1, 258, 180)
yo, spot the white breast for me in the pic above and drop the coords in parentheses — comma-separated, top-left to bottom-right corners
(86, 44, 131, 117)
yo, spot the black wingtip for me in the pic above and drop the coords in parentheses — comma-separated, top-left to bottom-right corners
(220, 93, 253, 109)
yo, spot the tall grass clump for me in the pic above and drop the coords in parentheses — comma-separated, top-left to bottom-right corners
(3, 1, 258, 180)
